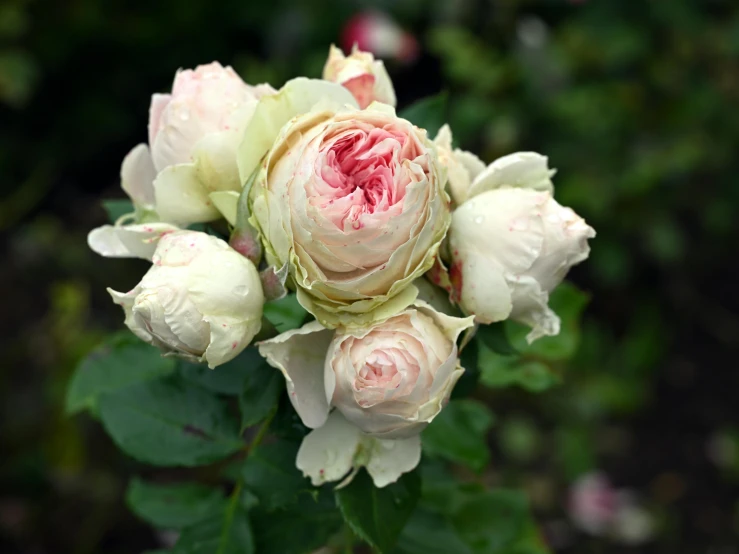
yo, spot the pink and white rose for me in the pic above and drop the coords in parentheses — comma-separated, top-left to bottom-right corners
(257, 302, 473, 486)
(240, 82, 449, 328)
(323, 45, 396, 109)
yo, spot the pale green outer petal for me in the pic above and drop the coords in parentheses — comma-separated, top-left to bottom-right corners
(366, 435, 421, 488)
(237, 78, 357, 184)
(88, 223, 178, 260)
(414, 300, 475, 343)
(468, 152, 556, 199)
(507, 275, 560, 343)
(209, 190, 239, 226)
(203, 316, 261, 369)
(257, 321, 334, 429)
(296, 410, 361, 486)
(153, 163, 220, 224)
(120, 143, 157, 209)
(191, 130, 246, 194)
(296, 283, 419, 330)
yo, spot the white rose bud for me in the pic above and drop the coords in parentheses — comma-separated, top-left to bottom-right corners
(322, 45, 396, 109)
(108, 231, 264, 368)
(449, 187, 595, 342)
(256, 302, 473, 487)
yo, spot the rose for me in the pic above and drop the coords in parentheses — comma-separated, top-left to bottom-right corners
(241, 84, 449, 328)
(108, 230, 264, 368)
(257, 301, 473, 486)
(448, 187, 594, 341)
(116, 62, 275, 227)
(428, 135, 595, 341)
(322, 45, 396, 109)
(88, 63, 276, 260)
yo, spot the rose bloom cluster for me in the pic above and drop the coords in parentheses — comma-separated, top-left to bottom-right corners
(89, 47, 595, 487)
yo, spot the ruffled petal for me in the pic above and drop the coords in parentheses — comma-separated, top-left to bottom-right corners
(366, 434, 421, 487)
(257, 321, 334, 429)
(468, 152, 555, 199)
(87, 223, 178, 260)
(296, 410, 361, 486)
(153, 163, 220, 224)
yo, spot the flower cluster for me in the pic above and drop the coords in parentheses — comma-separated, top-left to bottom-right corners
(89, 47, 595, 488)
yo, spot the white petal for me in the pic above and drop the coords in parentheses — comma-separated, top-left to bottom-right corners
(203, 316, 261, 369)
(88, 223, 178, 260)
(209, 190, 240, 226)
(507, 275, 561, 343)
(237, 78, 357, 183)
(468, 152, 555, 199)
(120, 144, 157, 208)
(257, 321, 334, 429)
(153, 163, 220, 224)
(296, 411, 362, 486)
(366, 435, 421, 488)
(148, 94, 172, 148)
(457, 254, 513, 324)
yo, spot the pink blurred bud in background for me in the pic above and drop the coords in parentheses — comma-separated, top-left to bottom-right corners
(341, 12, 419, 64)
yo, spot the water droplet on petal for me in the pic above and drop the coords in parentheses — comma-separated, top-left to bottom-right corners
(178, 108, 190, 121)
(474, 215, 484, 224)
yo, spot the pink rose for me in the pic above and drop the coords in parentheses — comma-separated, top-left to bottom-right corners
(245, 96, 450, 328)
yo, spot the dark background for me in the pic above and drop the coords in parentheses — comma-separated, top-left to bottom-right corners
(1, 0, 738, 552)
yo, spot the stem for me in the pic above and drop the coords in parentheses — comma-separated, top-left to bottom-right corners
(217, 408, 278, 554)
(343, 523, 354, 554)
(245, 404, 277, 455)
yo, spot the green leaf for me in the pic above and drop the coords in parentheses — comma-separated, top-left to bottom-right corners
(263, 294, 307, 333)
(399, 93, 448, 137)
(392, 509, 473, 554)
(179, 347, 264, 396)
(239, 360, 283, 430)
(103, 199, 134, 223)
(422, 399, 494, 472)
(451, 339, 480, 399)
(126, 478, 228, 530)
(251, 488, 342, 554)
(477, 322, 519, 356)
(173, 506, 254, 554)
(241, 440, 309, 510)
(66, 333, 175, 415)
(451, 489, 530, 553)
(335, 469, 421, 553)
(479, 351, 561, 393)
(99, 377, 243, 467)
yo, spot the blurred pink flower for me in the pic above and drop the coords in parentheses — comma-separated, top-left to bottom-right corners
(341, 12, 419, 64)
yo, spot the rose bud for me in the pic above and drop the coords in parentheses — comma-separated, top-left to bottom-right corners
(108, 231, 264, 368)
(432, 125, 595, 342)
(322, 45, 396, 109)
(238, 79, 449, 328)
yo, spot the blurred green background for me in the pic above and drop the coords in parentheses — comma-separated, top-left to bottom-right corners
(2, 0, 739, 552)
